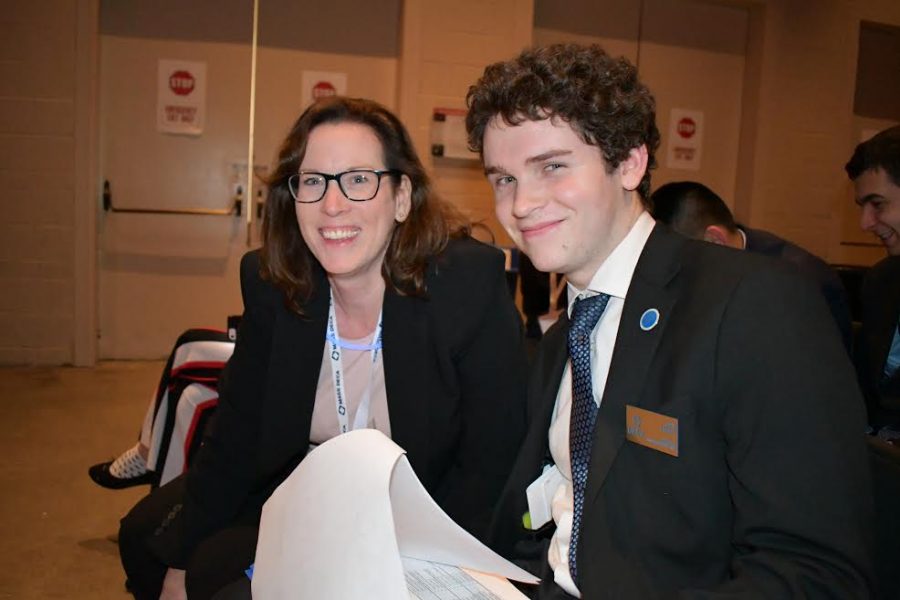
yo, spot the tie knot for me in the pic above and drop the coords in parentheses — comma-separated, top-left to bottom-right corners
(570, 293, 611, 335)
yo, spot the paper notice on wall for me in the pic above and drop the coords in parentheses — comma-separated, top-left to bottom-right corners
(666, 108, 704, 170)
(301, 70, 348, 106)
(431, 108, 478, 160)
(157, 60, 206, 136)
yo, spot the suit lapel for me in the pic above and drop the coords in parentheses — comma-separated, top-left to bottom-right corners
(535, 314, 570, 422)
(263, 281, 329, 471)
(496, 313, 569, 545)
(586, 226, 683, 504)
(520, 314, 570, 469)
(381, 288, 430, 476)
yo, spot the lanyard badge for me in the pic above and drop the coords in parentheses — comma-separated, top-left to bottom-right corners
(326, 289, 384, 433)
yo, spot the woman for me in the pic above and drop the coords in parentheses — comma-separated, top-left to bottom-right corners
(118, 97, 527, 599)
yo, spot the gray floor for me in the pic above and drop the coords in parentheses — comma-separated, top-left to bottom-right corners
(1, 361, 164, 599)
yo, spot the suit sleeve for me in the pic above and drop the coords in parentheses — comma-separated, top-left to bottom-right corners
(432, 244, 529, 544)
(686, 264, 874, 598)
(148, 251, 273, 567)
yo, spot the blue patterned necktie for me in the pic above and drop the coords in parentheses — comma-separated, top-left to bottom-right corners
(568, 292, 611, 585)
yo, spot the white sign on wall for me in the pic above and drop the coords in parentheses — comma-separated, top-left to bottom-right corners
(301, 71, 348, 106)
(430, 108, 477, 160)
(666, 108, 704, 170)
(157, 59, 207, 136)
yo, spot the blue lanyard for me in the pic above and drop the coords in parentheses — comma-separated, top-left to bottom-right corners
(326, 289, 384, 433)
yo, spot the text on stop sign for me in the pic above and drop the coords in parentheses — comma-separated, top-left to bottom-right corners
(677, 117, 696, 139)
(169, 70, 196, 96)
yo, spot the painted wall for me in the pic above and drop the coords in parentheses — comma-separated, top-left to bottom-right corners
(4, 0, 900, 363)
(0, 0, 97, 365)
(535, 0, 749, 210)
(734, 0, 899, 266)
(397, 0, 534, 246)
(98, 36, 397, 358)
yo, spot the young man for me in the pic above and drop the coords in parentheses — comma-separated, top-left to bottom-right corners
(467, 44, 872, 599)
(651, 180, 852, 350)
(848, 126, 900, 258)
(846, 126, 900, 430)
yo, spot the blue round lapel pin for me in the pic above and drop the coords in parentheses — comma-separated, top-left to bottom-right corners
(640, 308, 660, 331)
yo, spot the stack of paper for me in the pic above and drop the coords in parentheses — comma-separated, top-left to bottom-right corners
(252, 429, 539, 599)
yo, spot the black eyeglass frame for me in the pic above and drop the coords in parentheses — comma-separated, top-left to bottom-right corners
(287, 169, 403, 203)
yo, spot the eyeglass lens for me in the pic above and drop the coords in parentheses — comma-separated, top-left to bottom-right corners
(291, 170, 384, 203)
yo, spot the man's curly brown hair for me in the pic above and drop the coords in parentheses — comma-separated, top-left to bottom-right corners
(466, 43, 660, 203)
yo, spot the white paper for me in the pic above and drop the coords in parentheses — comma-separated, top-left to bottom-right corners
(526, 464, 564, 530)
(464, 569, 530, 600)
(404, 557, 497, 599)
(403, 558, 529, 599)
(252, 429, 538, 599)
(252, 430, 407, 599)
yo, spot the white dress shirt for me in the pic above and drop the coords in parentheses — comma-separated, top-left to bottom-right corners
(546, 211, 655, 597)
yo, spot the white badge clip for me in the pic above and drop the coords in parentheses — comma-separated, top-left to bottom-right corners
(525, 464, 564, 530)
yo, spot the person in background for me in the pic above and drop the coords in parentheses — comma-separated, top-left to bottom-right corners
(88, 329, 235, 490)
(467, 43, 872, 598)
(651, 180, 852, 351)
(846, 125, 900, 434)
(118, 96, 527, 600)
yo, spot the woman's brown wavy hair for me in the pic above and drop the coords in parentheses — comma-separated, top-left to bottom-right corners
(260, 96, 468, 314)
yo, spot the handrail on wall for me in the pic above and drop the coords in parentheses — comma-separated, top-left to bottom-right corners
(101, 180, 239, 217)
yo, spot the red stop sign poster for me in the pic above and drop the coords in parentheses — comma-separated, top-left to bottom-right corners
(158, 60, 206, 135)
(169, 70, 195, 96)
(677, 117, 696, 139)
(666, 109, 703, 170)
(312, 81, 337, 100)
(302, 71, 347, 106)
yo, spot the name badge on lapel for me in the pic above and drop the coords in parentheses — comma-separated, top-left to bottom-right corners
(625, 405, 678, 457)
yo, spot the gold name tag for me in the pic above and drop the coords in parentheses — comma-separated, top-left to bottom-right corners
(625, 405, 679, 457)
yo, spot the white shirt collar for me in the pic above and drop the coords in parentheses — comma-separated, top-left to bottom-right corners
(567, 211, 656, 316)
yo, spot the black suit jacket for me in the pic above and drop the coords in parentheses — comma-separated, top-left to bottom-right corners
(151, 237, 528, 566)
(741, 226, 852, 351)
(492, 225, 873, 598)
(857, 255, 900, 426)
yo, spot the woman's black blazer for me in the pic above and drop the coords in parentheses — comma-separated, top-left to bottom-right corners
(150, 237, 528, 566)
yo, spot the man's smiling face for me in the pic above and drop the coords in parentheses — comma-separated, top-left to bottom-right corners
(854, 167, 900, 256)
(481, 116, 646, 289)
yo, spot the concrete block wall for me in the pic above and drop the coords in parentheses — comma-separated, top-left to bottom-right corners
(0, 0, 97, 365)
(738, 0, 900, 265)
(2, 0, 900, 364)
(397, 0, 533, 245)
(535, 0, 748, 213)
(97, 37, 399, 359)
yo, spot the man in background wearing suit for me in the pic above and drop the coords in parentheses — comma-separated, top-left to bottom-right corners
(466, 43, 872, 599)
(846, 125, 900, 432)
(650, 180, 852, 350)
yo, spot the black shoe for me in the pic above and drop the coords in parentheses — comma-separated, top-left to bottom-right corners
(88, 461, 156, 489)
